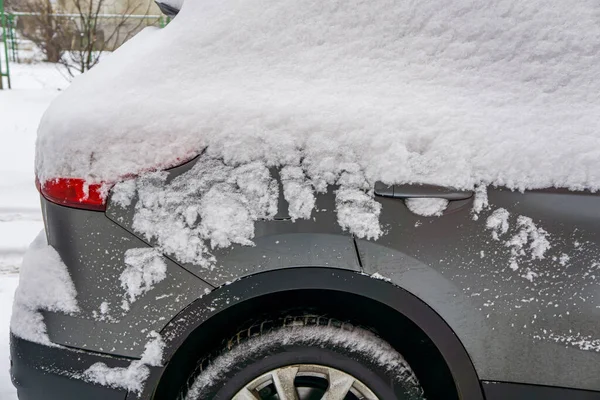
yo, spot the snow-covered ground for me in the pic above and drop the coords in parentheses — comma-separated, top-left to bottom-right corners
(0, 56, 70, 398)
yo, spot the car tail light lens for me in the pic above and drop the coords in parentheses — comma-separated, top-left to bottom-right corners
(35, 153, 200, 211)
(37, 178, 108, 211)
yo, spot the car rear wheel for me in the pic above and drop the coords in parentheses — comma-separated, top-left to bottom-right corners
(179, 315, 425, 400)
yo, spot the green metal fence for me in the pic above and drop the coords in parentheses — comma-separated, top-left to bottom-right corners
(0, 7, 170, 90)
(0, 0, 11, 89)
(6, 13, 17, 62)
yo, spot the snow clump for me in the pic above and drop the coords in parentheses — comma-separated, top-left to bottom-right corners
(505, 216, 551, 273)
(335, 188, 382, 240)
(485, 210, 551, 280)
(118, 157, 279, 268)
(405, 198, 449, 217)
(120, 248, 168, 305)
(280, 166, 316, 221)
(486, 208, 510, 240)
(11, 231, 79, 345)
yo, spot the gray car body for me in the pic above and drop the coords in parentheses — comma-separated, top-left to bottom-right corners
(37, 155, 600, 397)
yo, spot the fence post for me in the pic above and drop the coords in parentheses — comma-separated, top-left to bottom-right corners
(8, 13, 16, 62)
(0, 0, 11, 89)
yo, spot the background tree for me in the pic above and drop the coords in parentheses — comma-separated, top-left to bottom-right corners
(16, 0, 153, 74)
(61, 0, 152, 76)
(18, 0, 71, 63)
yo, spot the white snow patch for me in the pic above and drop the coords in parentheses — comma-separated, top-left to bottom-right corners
(335, 188, 382, 240)
(120, 248, 168, 303)
(486, 208, 510, 240)
(535, 331, 600, 353)
(505, 216, 550, 275)
(116, 158, 279, 268)
(280, 166, 315, 221)
(83, 332, 165, 394)
(471, 186, 489, 220)
(110, 179, 137, 208)
(10, 231, 79, 345)
(370, 272, 392, 282)
(405, 198, 448, 217)
(522, 269, 539, 282)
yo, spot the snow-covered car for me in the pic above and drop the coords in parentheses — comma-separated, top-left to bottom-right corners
(10, 0, 600, 399)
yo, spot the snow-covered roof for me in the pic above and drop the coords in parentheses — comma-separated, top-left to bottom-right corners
(36, 0, 600, 191)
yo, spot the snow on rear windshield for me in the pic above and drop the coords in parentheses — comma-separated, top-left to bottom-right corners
(36, 0, 600, 193)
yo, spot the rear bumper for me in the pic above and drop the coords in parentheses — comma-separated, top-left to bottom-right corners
(10, 333, 128, 400)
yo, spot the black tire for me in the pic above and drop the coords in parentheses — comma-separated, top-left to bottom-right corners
(180, 315, 425, 400)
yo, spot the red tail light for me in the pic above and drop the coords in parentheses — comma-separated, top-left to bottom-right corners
(37, 178, 109, 211)
(35, 154, 199, 211)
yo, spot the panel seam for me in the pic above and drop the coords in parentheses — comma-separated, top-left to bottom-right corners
(352, 236, 365, 272)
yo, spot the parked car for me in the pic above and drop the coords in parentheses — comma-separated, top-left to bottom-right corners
(11, 158, 600, 400)
(10, 0, 600, 399)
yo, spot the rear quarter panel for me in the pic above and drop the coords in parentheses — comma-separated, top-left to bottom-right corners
(358, 187, 600, 390)
(106, 161, 361, 287)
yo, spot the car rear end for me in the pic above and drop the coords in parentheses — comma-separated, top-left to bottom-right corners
(10, 157, 212, 399)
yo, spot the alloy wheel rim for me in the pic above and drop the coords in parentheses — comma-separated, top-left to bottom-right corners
(233, 364, 379, 400)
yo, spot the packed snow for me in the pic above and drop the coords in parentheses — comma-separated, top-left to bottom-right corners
(405, 198, 449, 217)
(10, 231, 79, 345)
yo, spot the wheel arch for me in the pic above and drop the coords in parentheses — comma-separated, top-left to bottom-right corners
(148, 267, 484, 400)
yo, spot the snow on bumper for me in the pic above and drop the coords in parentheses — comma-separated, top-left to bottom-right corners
(10, 230, 79, 345)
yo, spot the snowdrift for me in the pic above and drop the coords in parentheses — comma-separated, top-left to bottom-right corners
(36, 0, 600, 192)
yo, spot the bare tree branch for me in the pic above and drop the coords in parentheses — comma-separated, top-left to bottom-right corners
(17, 0, 154, 76)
